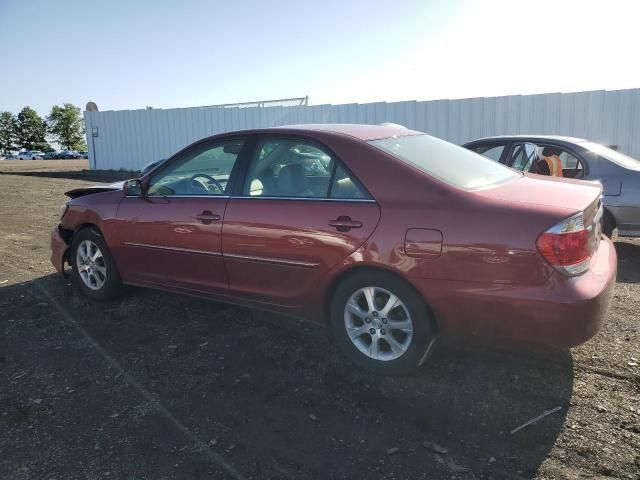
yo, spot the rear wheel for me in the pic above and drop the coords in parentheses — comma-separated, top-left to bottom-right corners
(330, 270, 437, 376)
(70, 227, 122, 300)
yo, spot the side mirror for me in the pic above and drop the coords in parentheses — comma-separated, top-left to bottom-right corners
(124, 178, 145, 197)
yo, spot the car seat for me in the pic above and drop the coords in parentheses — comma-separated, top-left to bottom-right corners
(277, 164, 312, 196)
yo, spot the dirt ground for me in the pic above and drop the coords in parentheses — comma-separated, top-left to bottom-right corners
(0, 160, 638, 480)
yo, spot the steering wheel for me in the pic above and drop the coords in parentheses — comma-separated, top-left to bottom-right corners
(188, 174, 224, 194)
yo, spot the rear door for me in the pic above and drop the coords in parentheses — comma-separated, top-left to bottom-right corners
(221, 135, 380, 307)
(113, 137, 248, 293)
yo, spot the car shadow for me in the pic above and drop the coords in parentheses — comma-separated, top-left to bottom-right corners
(0, 170, 136, 183)
(367, 341, 572, 478)
(614, 238, 640, 283)
(1, 274, 573, 479)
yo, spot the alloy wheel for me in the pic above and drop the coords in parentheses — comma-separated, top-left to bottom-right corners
(343, 286, 414, 361)
(76, 239, 107, 290)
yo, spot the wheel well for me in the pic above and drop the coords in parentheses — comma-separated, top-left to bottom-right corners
(60, 223, 103, 267)
(62, 223, 103, 245)
(75, 223, 103, 236)
(603, 208, 616, 225)
(324, 265, 438, 330)
(602, 208, 617, 235)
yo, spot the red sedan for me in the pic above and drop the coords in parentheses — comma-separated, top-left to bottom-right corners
(51, 124, 616, 375)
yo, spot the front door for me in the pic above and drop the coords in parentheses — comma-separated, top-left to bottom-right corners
(112, 137, 247, 293)
(221, 135, 381, 307)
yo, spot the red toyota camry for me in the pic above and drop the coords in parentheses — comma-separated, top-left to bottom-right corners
(51, 124, 616, 375)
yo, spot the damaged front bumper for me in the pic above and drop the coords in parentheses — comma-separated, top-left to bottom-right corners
(50, 225, 71, 275)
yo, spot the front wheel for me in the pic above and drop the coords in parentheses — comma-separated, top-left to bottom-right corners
(330, 270, 437, 376)
(70, 227, 122, 300)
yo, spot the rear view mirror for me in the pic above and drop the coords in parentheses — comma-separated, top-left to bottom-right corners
(124, 179, 144, 196)
(223, 144, 242, 155)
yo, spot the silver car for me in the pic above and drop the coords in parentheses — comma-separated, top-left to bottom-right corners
(464, 135, 640, 237)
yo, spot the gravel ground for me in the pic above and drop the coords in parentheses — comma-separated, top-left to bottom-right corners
(0, 161, 638, 479)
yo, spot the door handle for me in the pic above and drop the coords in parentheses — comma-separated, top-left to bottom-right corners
(328, 216, 362, 232)
(193, 210, 221, 225)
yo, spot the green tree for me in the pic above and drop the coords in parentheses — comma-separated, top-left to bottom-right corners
(47, 103, 87, 151)
(15, 106, 50, 151)
(0, 111, 17, 154)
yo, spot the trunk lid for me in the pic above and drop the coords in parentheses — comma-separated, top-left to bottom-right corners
(476, 174, 602, 213)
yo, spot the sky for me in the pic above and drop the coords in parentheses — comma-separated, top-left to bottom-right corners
(1, 0, 639, 117)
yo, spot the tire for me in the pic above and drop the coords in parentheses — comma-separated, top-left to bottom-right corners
(70, 227, 122, 300)
(329, 270, 437, 376)
(602, 209, 616, 238)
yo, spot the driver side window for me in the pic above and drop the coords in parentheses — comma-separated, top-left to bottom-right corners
(147, 138, 245, 196)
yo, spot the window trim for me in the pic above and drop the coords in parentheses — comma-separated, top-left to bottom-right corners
(235, 133, 375, 201)
(229, 195, 376, 203)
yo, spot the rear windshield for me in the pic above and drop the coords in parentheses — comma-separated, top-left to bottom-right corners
(580, 141, 640, 171)
(369, 134, 519, 190)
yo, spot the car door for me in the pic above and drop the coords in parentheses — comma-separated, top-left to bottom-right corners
(221, 135, 381, 307)
(112, 136, 248, 293)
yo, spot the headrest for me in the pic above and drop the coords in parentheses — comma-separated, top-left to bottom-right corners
(277, 164, 306, 195)
(542, 146, 562, 157)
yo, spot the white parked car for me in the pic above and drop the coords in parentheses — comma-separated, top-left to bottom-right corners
(17, 150, 45, 160)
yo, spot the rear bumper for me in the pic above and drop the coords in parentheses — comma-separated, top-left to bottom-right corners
(412, 237, 617, 348)
(50, 226, 69, 274)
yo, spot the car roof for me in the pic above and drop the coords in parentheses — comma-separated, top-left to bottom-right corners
(261, 124, 422, 141)
(465, 134, 587, 145)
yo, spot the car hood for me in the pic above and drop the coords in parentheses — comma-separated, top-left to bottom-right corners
(65, 181, 125, 199)
(475, 174, 602, 213)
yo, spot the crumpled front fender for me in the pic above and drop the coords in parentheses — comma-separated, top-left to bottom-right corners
(50, 226, 70, 276)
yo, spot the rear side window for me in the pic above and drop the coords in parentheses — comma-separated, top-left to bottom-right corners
(244, 139, 334, 198)
(509, 143, 585, 178)
(243, 137, 371, 200)
(549, 147, 584, 178)
(370, 134, 519, 190)
(330, 164, 369, 199)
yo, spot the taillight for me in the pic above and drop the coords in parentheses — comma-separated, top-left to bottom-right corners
(536, 212, 591, 276)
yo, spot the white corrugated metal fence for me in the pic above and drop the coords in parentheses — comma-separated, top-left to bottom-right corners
(84, 88, 640, 170)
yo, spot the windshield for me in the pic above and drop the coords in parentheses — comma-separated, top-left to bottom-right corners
(369, 134, 519, 190)
(580, 141, 640, 171)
